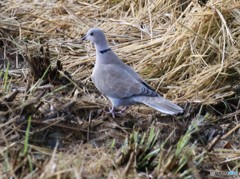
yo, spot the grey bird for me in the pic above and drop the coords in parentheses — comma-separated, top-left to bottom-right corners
(82, 28, 183, 117)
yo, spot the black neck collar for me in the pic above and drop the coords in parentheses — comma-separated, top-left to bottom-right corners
(99, 48, 111, 54)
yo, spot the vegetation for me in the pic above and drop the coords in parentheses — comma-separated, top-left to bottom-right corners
(0, 0, 240, 178)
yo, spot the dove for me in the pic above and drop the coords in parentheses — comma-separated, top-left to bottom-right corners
(82, 28, 183, 117)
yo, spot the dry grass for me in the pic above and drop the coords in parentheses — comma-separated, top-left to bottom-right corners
(0, 0, 240, 178)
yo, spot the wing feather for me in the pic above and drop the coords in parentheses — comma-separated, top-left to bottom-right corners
(92, 64, 158, 99)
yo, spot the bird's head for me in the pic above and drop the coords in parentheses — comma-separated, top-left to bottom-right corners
(82, 28, 107, 45)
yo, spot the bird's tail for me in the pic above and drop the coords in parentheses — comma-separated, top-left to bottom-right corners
(134, 96, 183, 115)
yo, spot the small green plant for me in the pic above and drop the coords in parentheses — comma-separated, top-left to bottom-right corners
(115, 115, 208, 178)
(23, 115, 32, 156)
(29, 65, 51, 93)
(155, 114, 208, 178)
(115, 127, 160, 172)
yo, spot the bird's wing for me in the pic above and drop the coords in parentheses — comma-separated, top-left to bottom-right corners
(93, 64, 157, 99)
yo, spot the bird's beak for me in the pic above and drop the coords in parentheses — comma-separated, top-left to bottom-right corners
(82, 35, 87, 41)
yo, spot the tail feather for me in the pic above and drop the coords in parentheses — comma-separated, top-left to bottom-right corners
(134, 96, 183, 115)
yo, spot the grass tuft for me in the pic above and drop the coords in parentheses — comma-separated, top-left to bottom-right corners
(0, 0, 239, 178)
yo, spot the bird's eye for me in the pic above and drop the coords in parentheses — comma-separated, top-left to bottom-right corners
(90, 32, 93, 36)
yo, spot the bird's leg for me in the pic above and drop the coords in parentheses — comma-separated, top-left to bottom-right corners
(106, 106, 127, 118)
(106, 106, 116, 118)
(120, 106, 127, 113)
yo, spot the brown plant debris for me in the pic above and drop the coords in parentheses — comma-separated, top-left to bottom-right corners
(0, 0, 240, 178)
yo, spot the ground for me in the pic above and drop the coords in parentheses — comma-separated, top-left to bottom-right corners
(0, 0, 240, 178)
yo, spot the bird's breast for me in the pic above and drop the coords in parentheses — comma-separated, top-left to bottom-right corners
(91, 65, 108, 94)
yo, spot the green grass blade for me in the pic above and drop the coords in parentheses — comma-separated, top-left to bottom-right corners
(23, 115, 32, 156)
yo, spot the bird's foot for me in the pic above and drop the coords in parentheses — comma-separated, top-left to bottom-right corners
(120, 106, 127, 113)
(106, 106, 127, 118)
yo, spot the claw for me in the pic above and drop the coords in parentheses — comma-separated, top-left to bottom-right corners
(106, 106, 116, 118)
(120, 106, 127, 113)
(106, 106, 127, 118)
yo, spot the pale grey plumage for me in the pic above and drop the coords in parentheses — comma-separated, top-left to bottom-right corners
(82, 28, 183, 117)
